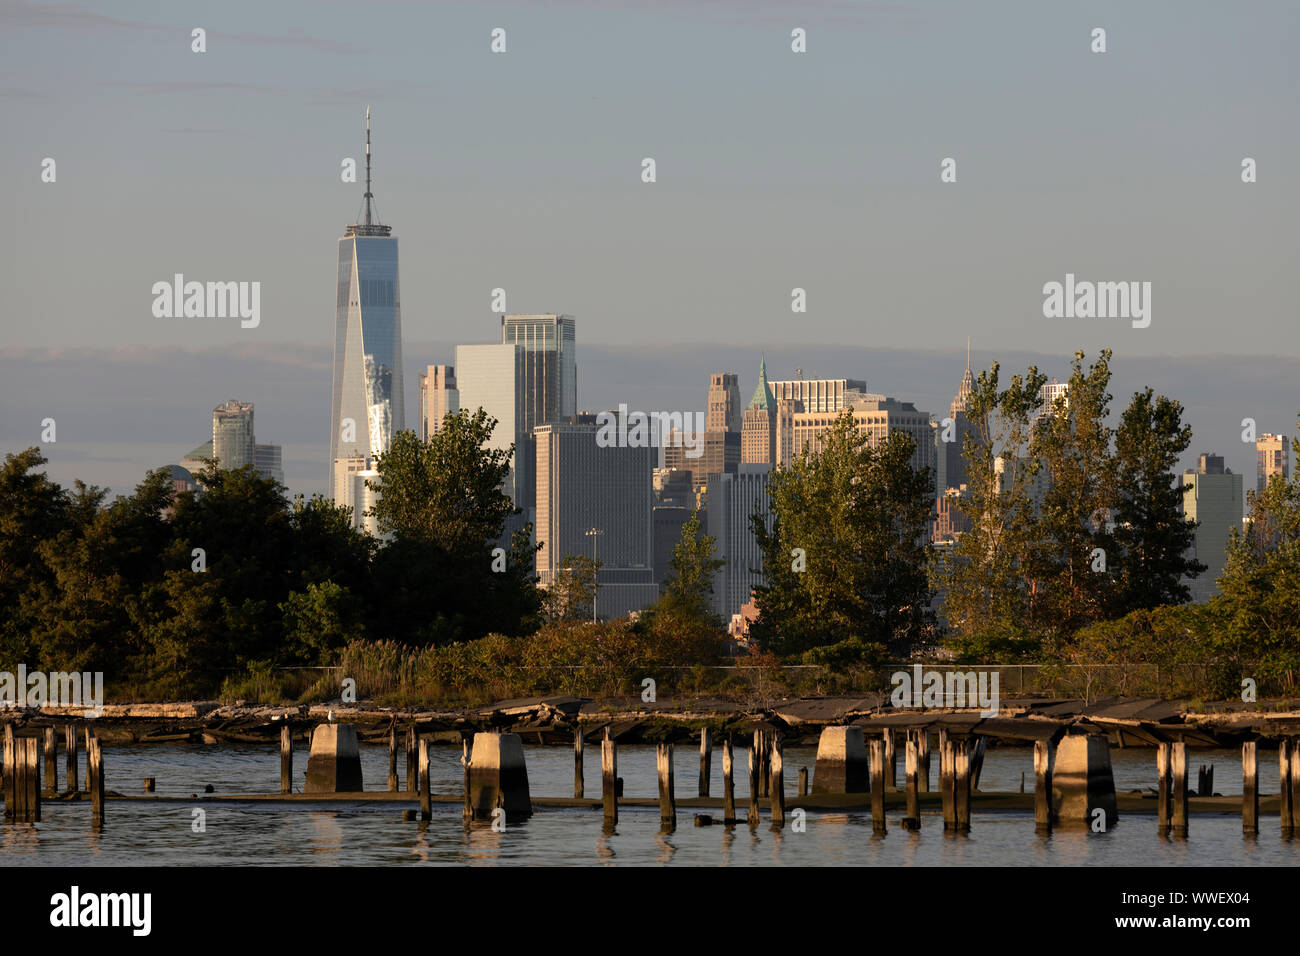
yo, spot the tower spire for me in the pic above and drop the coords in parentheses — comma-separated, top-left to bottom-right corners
(364, 106, 373, 227)
(966, 337, 970, 371)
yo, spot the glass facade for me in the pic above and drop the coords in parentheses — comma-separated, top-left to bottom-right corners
(330, 233, 404, 494)
(454, 344, 527, 506)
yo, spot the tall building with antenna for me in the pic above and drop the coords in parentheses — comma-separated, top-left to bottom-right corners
(329, 108, 405, 512)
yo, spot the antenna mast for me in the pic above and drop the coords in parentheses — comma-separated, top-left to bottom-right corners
(364, 106, 373, 227)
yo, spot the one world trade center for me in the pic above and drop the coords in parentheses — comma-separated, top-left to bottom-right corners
(329, 108, 404, 507)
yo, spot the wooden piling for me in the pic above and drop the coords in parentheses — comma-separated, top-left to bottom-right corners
(1242, 741, 1258, 836)
(2, 725, 12, 821)
(406, 726, 417, 793)
(869, 738, 886, 832)
(940, 738, 955, 830)
(387, 727, 398, 792)
(954, 741, 971, 832)
(1281, 739, 1294, 836)
(574, 727, 584, 799)
(757, 730, 771, 798)
(903, 738, 920, 829)
(418, 739, 431, 821)
(1171, 741, 1188, 836)
(461, 738, 472, 822)
(601, 727, 617, 829)
(1290, 737, 1300, 833)
(915, 728, 930, 792)
(769, 735, 785, 828)
(969, 735, 987, 791)
(699, 727, 712, 797)
(280, 724, 292, 794)
(722, 737, 736, 824)
(65, 723, 78, 792)
(88, 737, 103, 828)
(1156, 741, 1170, 833)
(657, 742, 677, 830)
(43, 727, 57, 794)
(882, 730, 896, 790)
(798, 767, 809, 796)
(1034, 739, 1052, 832)
(747, 734, 761, 826)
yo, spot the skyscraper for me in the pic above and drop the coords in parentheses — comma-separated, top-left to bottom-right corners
(1256, 433, 1288, 492)
(941, 347, 976, 492)
(706, 464, 772, 621)
(500, 314, 577, 433)
(419, 365, 458, 441)
(1181, 454, 1242, 602)
(707, 373, 742, 433)
(740, 358, 777, 465)
(212, 400, 255, 470)
(454, 343, 527, 507)
(534, 421, 658, 619)
(329, 108, 404, 499)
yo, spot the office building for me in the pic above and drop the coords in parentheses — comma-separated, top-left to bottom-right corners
(254, 444, 284, 487)
(787, 395, 936, 476)
(1181, 455, 1243, 602)
(212, 400, 255, 471)
(329, 109, 405, 498)
(501, 314, 577, 432)
(741, 358, 778, 465)
(534, 421, 658, 619)
(707, 373, 742, 433)
(419, 365, 458, 440)
(706, 464, 772, 621)
(455, 343, 527, 507)
(1257, 434, 1288, 492)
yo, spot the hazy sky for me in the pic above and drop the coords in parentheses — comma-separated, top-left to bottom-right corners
(2, 0, 1297, 498)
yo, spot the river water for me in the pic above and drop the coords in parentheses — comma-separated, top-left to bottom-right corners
(3, 743, 1295, 866)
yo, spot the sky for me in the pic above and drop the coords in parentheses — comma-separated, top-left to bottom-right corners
(2, 0, 1297, 499)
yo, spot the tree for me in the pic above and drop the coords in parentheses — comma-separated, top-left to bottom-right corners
(541, 554, 600, 623)
(1027, 350, 1117, 642)
(0, 449, 72, 664)
(660, 508, 724, 620)
(939, 362, 1047, 658)
(1109, 387, 1204, 615)
(750, 412, 934, 658)
(365, 414, 540, 645)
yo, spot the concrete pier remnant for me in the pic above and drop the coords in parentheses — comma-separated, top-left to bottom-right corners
(1051, 734, 1117, 829)
(304, 723, 364, 793)
(466, 731, 532, 823)
(812, 726, 869, 794)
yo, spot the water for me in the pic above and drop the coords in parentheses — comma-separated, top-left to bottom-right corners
(3, 743, 1294, 866)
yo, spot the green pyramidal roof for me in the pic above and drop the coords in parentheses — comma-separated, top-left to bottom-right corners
(748, 357, 776, 413)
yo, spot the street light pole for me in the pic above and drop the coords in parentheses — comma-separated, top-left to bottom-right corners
(585, 527, 604, 623)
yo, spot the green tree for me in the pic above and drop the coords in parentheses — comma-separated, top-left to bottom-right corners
(0, 449, 72, 665)
(939, 362, 1048, 658)
(366, 414, 540, 645)
(1027, 350, 1117, 642)
(1109, 387, 1204, 615)
(660, 508, 724, 620)
(750, 412, 934, 658)
(541, 553, 600, 623)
